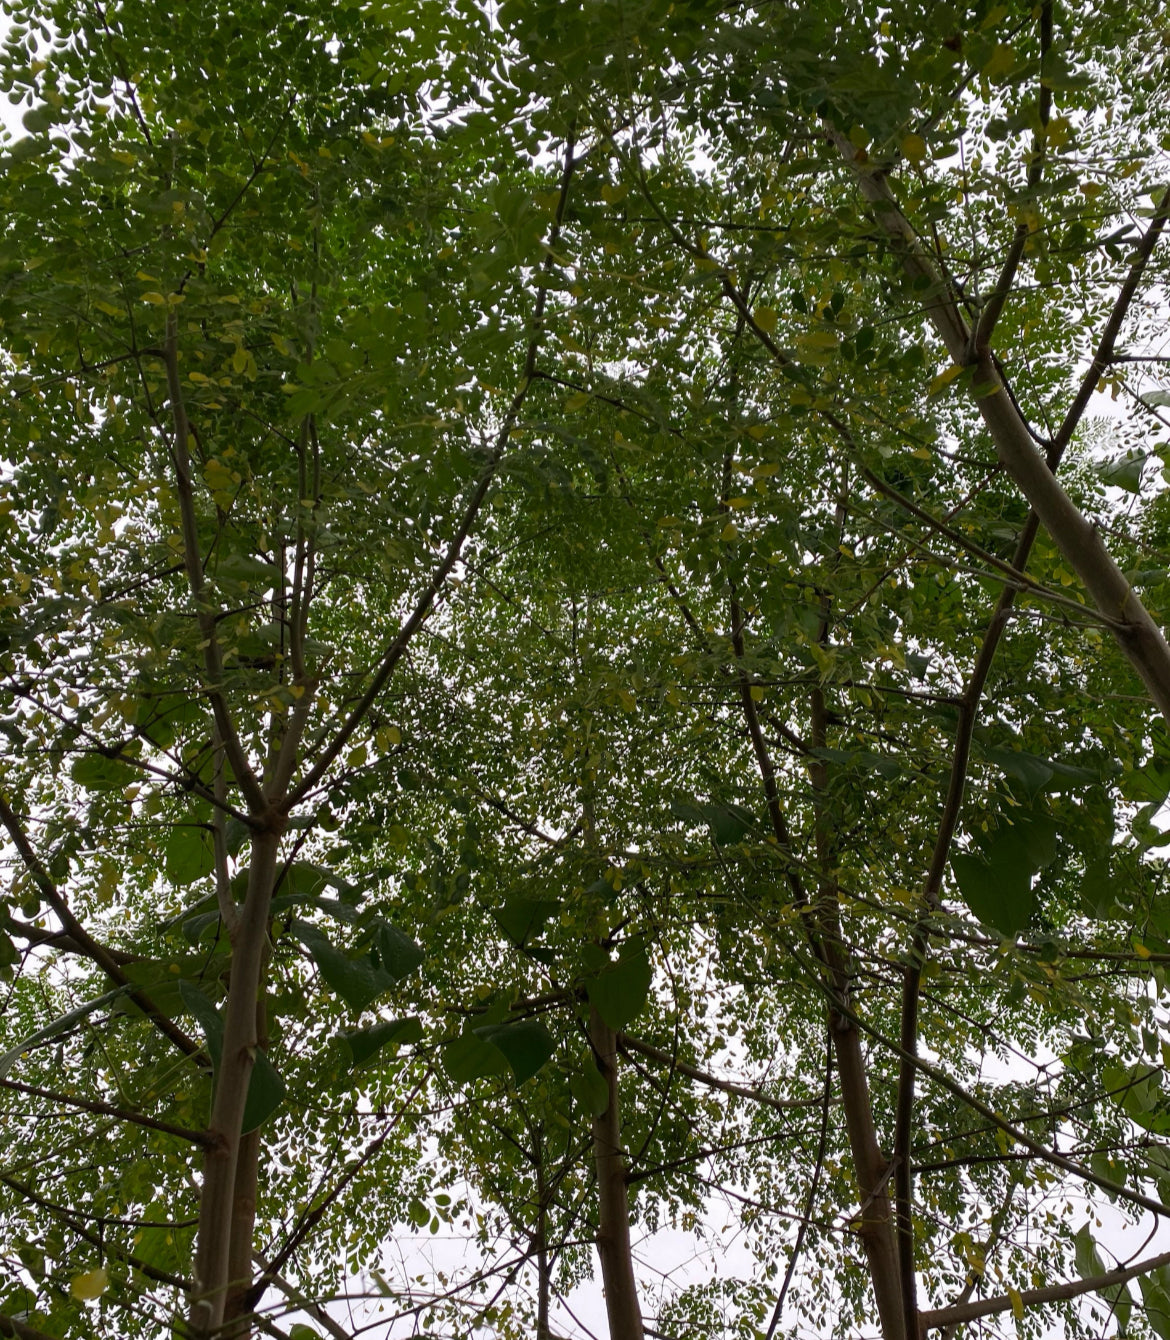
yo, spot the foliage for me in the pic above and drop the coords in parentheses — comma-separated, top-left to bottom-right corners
(0, 1, 1169, 1338)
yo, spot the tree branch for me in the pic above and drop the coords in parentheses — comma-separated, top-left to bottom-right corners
(0, 794, 205, 1064)
(617, 1032, 821, 1115)
(921, 1246, 1170, 1331)
(0, 1075, 211, 1146)
(287, 129, 579, 808)
(163, 308, 266, 815)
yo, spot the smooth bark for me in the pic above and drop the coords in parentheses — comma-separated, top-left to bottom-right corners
(190, 826, 282, 1336)
(589, 1007, 645, 1340)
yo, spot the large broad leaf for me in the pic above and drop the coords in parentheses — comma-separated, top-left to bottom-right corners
(586, 939, 653, 1030)
(1140, 1268, 1170, 1340)
(443, 1030, 511, 1084)
(670, 798, 759, 846)
(292, 920, 422, 1010)
(951, 812, 1059, 937)
(164, 824, 215, 886)
(372, 920, 425, 982)
(570, 1057, 610, 1117)
(983, 747, 1054, 798)
(950, 851, 1033, 937)
(1076, 1225, 1133, 1334)
(70, 752, 138, 791)
(339, 1017, 423, 1069)
(494, 897, 562, 946)
(474, 1019, 556, 1084)
(293, 923, 388, 1012)
(178, 983, 285, 1131)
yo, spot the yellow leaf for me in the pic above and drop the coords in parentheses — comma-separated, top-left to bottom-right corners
(928, 364, 964, 395)
(1008, 1285, 1024, 1320)
(753, 306, 778, 334)
(1134, 941, 1152, 960)
(800, 330, 840, 349)
(901, 133, 927, 163)
(141, 291, 166, 305)
(982, 43, 1016, 82)
(71, 1267, 109, 1301)
(720, 522, 739, 542)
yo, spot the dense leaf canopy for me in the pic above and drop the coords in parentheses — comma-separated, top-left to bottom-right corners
(1, 1, 1170, 1338)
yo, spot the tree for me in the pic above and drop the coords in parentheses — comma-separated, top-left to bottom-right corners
(1, 1, 1170, 1338)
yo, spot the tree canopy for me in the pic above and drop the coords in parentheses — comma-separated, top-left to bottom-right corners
(1, 1, 1170, 1338)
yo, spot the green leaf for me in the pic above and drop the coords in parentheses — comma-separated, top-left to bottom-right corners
(70, 752, 138, 791)
(21, 104, 54, 135)
(474, 1019, 556, 1084)
(442, 1030, 511, 1084)
(983, 747, 1054, 797)
(586, 940, 653, 1030)
(1140, 1268, 1170, 1340)
(1096, 450, 1146, 493)
(953, 812, 1059, 933)
(670, 798, 759, 845)
(951, 850, 1033, 936)
(494, 897, 561, 946)
(213, 554, 283, 587)
(372, 920, 425, 982)
(164, 824, 214, 885)
(570, 1058, 610, 1116)
(293, 922, 389, 1012)
(339, 1016, 423, 1068)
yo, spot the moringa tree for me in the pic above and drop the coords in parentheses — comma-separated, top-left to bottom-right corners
(1, 1, 1170, 1339)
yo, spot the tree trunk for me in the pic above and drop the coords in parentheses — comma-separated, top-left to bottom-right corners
(190, 824, 282, 1336)
(589, 1006, 645, 1340)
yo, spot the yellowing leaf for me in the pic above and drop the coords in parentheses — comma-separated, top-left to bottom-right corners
(720, 522, 739, 542)
(982, 43, 1016, 82)
(71, 1267, 109, 1300)
(141, 291, 167, 305)
(1008, 1285, 1024, 1320)
(753, 306, 778, 334)
(901, 133, 927, 163)
(928, 364, 964, 395)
